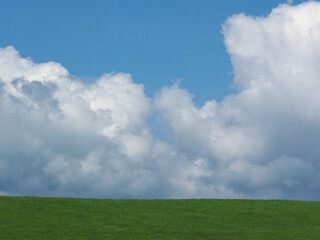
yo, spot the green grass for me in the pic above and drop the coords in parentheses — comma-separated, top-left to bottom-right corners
(0, 197, 319, 239)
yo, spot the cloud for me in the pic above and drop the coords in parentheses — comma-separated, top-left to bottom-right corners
(1, 1, 320, 200)
(156, 1, 320, 200)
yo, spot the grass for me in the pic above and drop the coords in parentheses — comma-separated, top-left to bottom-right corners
(0, 197, 319, 239)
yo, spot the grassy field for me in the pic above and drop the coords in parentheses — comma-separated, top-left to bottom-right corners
(0, 197, 319, 239)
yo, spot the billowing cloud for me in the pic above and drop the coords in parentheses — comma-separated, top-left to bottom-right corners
(1, 1, 320, 200)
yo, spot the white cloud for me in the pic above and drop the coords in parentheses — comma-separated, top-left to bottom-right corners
(155, 1, 320, 200)
(1, 1, 320, 200)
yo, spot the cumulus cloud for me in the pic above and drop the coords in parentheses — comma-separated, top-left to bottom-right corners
(1, 1, 320, 200)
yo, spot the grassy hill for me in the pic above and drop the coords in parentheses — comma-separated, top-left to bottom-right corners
(0, 197, 319, 239)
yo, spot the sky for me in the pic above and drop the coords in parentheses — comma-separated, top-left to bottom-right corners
(0, 0, 307, 104)
(1, 0, 320, 200)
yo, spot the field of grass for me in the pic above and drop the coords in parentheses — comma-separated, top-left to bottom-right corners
(0, 197, 319, 239)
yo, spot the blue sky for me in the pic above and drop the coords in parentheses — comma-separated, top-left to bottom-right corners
(1, 0, 320, 200)
(0, 0, 306, 104)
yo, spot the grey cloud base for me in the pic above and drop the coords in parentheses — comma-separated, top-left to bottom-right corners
(1, 2, 320, 200)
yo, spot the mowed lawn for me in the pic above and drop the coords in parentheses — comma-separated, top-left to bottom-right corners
(0, 197, 319, 239)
